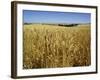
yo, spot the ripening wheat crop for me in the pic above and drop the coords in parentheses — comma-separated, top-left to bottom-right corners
(23, 24, 91, 69)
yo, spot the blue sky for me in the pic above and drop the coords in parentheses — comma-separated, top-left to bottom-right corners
(23, 10, 91, 24)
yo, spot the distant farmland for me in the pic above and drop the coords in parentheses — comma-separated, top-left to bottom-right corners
(23, 24, 91, 69)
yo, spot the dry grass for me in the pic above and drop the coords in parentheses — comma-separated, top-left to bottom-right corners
(23, 24, 91, 69)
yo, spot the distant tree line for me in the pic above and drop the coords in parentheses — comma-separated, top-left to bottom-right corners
(58, 24, 78, 27)
(24, 23, 78, 27)
(42, 23, 78, 27)
(24, 23, 32, 25)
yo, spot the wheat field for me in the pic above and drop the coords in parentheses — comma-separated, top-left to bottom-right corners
(23, 24, 91, 69)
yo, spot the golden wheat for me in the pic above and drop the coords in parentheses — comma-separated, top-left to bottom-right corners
(23, 24, 91, 69)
